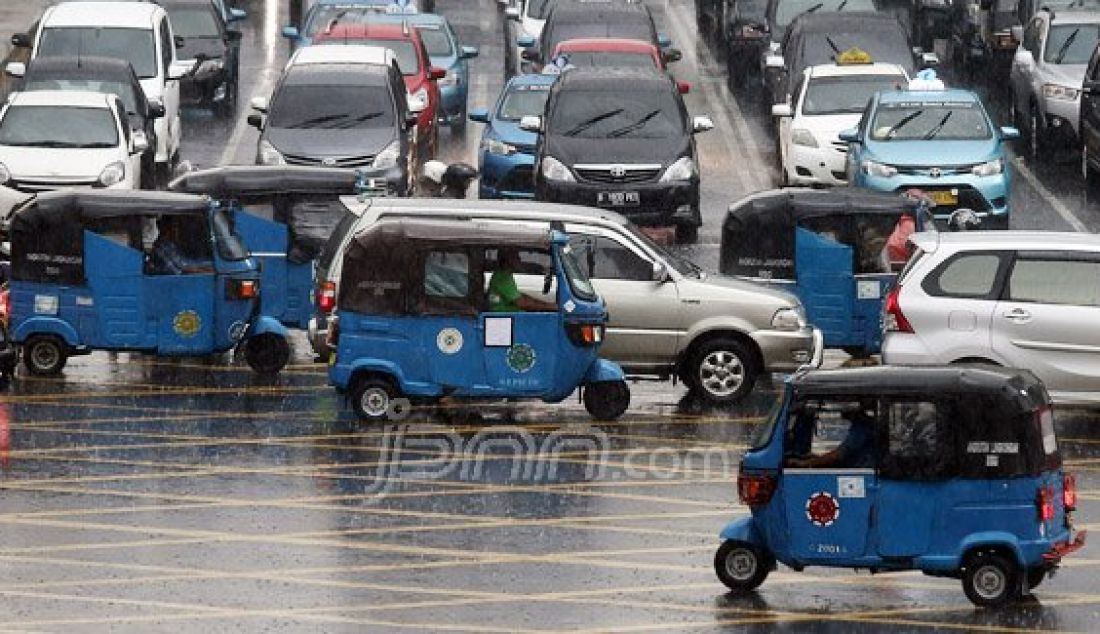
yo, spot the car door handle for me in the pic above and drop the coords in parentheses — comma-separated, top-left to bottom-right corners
(1003, 308, 1032, 322)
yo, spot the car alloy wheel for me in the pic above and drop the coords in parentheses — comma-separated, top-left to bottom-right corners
(699, 350, 745, 397)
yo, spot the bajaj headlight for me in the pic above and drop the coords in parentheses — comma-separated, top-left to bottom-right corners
(861, 159, 898, 178)
(258, 140, 285, 166)
(373, 141, 401, 169)
(971, 158, 1003, 177)
(771, 306, 806, 331)
(541, 156, 575, 182)
(791, 128, 818, 148)
(660, 156, 697, 182)
(482, 138, 517, 156)
(98, 161, 126, 187)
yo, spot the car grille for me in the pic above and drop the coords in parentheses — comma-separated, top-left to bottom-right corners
(9, 177, 99, 193)
(498, 165, 534, 193)
(894, 164, 976, 177)
(574, 163, 662, 184)
(283, 153, 375, 168)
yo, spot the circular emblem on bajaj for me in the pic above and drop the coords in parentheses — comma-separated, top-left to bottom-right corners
(506, 343, 536, 373)
(806, 491, 840, 527)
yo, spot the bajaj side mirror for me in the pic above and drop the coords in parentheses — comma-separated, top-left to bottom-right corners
(692, 115, 714, 134)
(10, 33, 31, 48)
(250, 96, 269, 113)
(460, 46, 480, 59)
(281, 26, 301, 40)
(771, 103, 793, 118)
(765, 54, 785, 70)
(468, 108, 490, 123)
(505, 7, 521, 20)
(228, 8, 248, 22)
(148, 99, 166, 118)
(247, 113, 264, 130)
(517, 35, 536, 48)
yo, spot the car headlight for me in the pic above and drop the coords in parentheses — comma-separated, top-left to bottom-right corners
(482, 138, 517, 156)
(791, 128, 818, 148)
(98, 161, 125, 187)
(861, 159, 898, 178)
(0, 162, 10, 185)
(971, 158, 1003, 177)
(771, 306, 806, 331)
(541, 156, 575, 182)
(659, 156, 696, 182)
(258, 139, 285, 166)
(373, 141, 401, 169)
(438, 70, 459, 87)
(1042, 83, 1080, 101)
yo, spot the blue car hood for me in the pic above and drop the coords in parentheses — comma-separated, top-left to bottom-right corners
(864, 138, 1000, 166)
(491, 119, 538, 152)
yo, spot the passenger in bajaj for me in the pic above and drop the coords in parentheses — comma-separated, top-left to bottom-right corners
(488, 247, 557, 312)
(786, 400, 876, 469)
(150, 216, 214, 274)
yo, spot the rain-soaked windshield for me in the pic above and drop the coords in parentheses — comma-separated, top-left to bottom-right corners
(870, 102, 992, 141)
(550, 90, 683, 139)
(0, 105, 118, 148)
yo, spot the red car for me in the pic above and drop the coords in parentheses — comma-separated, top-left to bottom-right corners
(314, 23, 444, 161)
(548, 38, 689, 93)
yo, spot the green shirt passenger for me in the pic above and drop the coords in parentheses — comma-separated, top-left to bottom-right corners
(488, 248, 557, 312)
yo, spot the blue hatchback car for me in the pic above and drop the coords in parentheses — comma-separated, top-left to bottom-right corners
(843, 79, 1019, 228)
(469, 73, 556, 199)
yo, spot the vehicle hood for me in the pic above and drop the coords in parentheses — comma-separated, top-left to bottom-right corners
(864, 138, 1000, 166)
(490, 119, 537, 152)
(545, 134, 688, 168)
(1041, 63, 1088, 89)
(265, 127, 395, 157)
(0, 145, 119, 179)
(176, 36, 226, 62)
(682, 273, 800, 308)
(139, 76, 164, 101)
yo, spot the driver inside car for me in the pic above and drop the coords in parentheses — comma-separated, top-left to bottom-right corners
(487, 247, 557, 312)
(149, 217, 214, 275)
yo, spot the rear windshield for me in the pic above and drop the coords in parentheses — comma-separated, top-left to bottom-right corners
(166, 7, 221, 38)
(24, 77, 140, 115)
(870, 102, 992, 141)
(548, 19, 653, 52)
(38, 27, 157, 79)
(0, 105, 118, 148)
(774, 0, 876, 29)
(355, 39, 420, 75)
(417, 26, 454, 57)
(268, 84, 395, 129)
(557, 51, 657, 69)
(549, 89, 684, 139)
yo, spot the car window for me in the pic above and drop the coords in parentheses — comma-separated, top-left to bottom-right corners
(0, 105, 119, 148)
(166, 7, 222, 38)
(528, 0, 557, 19)
(774, 0, 875, 29)
(39, 27, 159, 79)
(353, 39, 420, 75)
(783, 398, 877, 470)
(870, 102, 991, 141)
(1043, 24, 1100, 64)
(558, 51, 658, 69)
(417, 26, 454, 57)
(268, 84, 396, 129)
(1006, 257, 1100, 306)
(879, 400, 956, 481)
(569, 235, 652, 281)
(925, 252, 1004, 298)
(425, 251, 469, 298)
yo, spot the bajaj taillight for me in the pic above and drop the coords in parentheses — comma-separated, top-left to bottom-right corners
(1037, 486, 1056, 522)
(1064, 473, 1077, 512)
(883, 286, 913, 333)
(226, 279, 259, 300)
(318, 281, 337, 314)
(737, 471, 777, 507)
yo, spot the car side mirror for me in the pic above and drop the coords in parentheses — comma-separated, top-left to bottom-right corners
(174, 35, 185, 49)
(281, 26, 300, 40)
(1011, 25, 1024, 43)
(250, 96, 268, 113)
(505, 7, 521, 20)
(692, 115, 714, 134)
(771, 103, 793, 117)
(1000, 126, 1021, 141)
(131, 130, 150, 154)
(10, 33, 31, 49)
(1084, 80, 1100, 96)
(677, 80, 691, 95)
(247, 113, 264, 130)
(147, 98, 166, 118)
(838, 128, 860, 143)
(519, 115, 542, 133)
(229, 8, 248, 22)
(468, 107, 490, 123)
(460, 46, 479, 59)
(517, 35, 536, 48)
(765, 54, 785, 70)
(429, 67, 447, 81)
(664, 48, 683, 64)
(652, 261, 670, 282)
(657, 33, 672, 48)
(4, 62, 25, 78)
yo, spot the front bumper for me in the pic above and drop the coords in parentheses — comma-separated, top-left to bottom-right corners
(786, 142, 848, 186)
(479, 149, 536, 199)
(857, 170, 1010, 223)
(538, 178, 700, 227)
(752, 326, 821, 372)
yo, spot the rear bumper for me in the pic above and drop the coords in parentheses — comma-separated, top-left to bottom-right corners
(1043, 530, 1087, 562)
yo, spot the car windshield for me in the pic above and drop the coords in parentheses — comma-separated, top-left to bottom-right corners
(549, 89, 683, 139)
(557, 51, 657, 69)
(528, 0, 557, 19)
(559, 243, 597, 302)
(268, 84, 395, 129)
(775, 0, 875, 29)
(23, 78, 140, 115)
(212, 208, 249, 261)
(416, 26, 454, 57)
(624, 223, 702, 278)
(362, 39, 420, 75)
(1043, 24, 1100, 64)
(167, 7, 221, 38)
(0, 105, 118, 148)
(303, 7, 381, 37)
(802, 74, 905, 115)
(870, 102, 992, 141)
(38, 27, 157, 79)
(498, 84, 551, 120)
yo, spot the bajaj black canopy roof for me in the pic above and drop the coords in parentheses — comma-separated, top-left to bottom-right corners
(168, 166, 365, 197)
(793, 365, 1048, 405)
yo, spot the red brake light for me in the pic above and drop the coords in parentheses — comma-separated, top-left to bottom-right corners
(318, 281, 337, 313)
(884, 286, 913, 333)
(1038, 486, 1055, 522)
(737, 472, 777, 507)
(1064, 473, 1077, 511)
(226, 279, 259, 300)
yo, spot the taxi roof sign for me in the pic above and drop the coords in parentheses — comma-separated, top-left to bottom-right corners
(908, 68, 946, 91)
(835, 48, 872, 65)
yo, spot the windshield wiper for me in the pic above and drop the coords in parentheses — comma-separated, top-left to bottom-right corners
(605, 109, 661, 138)
(287, 113, 347, 128)
(825, 36, 840, 55)
(328, 112, 385, 129)
(884, 109, 924, 139)
(835, 0, 848, 10)
(922, 111, 953, 140)
(563, 108, 624, 137)
(1054, 27, 1080, 64)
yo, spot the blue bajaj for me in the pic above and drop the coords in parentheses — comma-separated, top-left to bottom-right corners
(328, 219, 630, 421)
(8, 191, 290, 375)
(169, 166, 385, 331)
(716, 366, 1086, 607)
(720, 188, 933, 356)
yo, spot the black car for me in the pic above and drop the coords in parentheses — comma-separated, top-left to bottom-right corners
(11, 55, 164, 189)
(527, 67, 712, 242)
(523, 0, 672, 70)
(696, 0, 770, 83)
(1079, 43, 1100, 184)
(162, 0, 242, 116)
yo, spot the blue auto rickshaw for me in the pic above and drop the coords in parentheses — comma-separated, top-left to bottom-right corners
(328, 218, 630, 421)
(8, 190, 290, 374)
(169, 166, 390, 331)
(716, 366, 1086, 607)
(720, 188, 933, 357)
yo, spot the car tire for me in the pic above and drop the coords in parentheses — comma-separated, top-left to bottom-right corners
(714, 540, 772, 592)
(350, 376, 399, 421)
(23, 335, 68, 376)
(962, 551, 1019, 608)
(684, 337, 758, 404)
(243, 333, 290, 375)
(583, 380, 630, 421)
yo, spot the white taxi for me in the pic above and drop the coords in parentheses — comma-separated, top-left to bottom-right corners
(772, 51, 908, 187)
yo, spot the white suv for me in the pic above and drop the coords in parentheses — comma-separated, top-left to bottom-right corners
(883, 231, 1100, 405)
(0, 91, 148, 191)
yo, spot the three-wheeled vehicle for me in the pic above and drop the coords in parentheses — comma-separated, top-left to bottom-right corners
(328, 218, 631, 421)
(7, 190, 291, 374)
(168, 165, 388, 330)
(716, 365, 1086, 607)
(720, 188, 933, 356)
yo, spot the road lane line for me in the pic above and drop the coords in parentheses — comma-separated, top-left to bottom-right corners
(1012, 154, 1089, 232)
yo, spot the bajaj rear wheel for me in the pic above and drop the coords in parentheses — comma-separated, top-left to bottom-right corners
(23, 335, 67, 376)
(351, 377, 398, 422)
(714, 540, 771, 592)
(963, 552, 1018, 607)
(244, 334, 290, 375)
(583, 380, 630, 421)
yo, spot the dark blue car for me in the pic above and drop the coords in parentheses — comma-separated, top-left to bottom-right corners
(469, 73, 556, 199)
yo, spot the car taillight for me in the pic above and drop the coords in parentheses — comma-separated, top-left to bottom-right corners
(318, 281, 336, 314)
(566, 322, 604, 347)
(0, 289, 9, 320)
(1064, 473, 1077, 511)
(737, 471, 777, 507)
(1037, 485, 1056, 522)
(226, 279, 259, 300)
(883, 286, 913, 333)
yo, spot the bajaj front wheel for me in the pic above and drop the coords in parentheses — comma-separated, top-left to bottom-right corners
(963, 552, 1018, 607)
(351, 378, 398, 422)
(583, 380, 630, 421)
(244, 334, 290, 375)
(23, 335, 68, 376)
(715, 540, 771, 592)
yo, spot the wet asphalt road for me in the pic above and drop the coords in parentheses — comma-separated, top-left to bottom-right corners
(2, 0, 1100, 631)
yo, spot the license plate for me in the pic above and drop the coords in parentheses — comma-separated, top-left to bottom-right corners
(596, 191, 640, 207)
(929, 190, 958, 206)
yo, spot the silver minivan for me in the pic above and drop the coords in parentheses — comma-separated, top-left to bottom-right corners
(312, 199, 822, 404)
(883, 231, 1100, 405)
